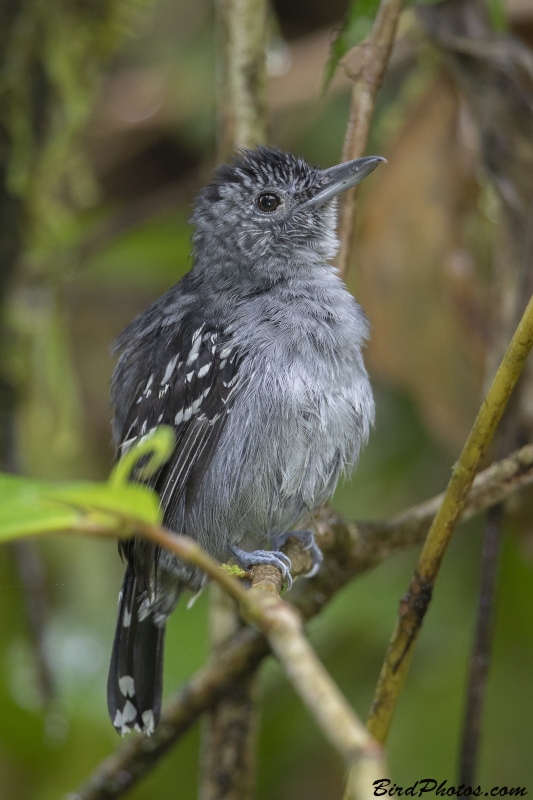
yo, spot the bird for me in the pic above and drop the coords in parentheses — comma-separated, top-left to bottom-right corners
(107, 146, 384, 736)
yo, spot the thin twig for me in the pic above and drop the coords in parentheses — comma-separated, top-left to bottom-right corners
(70, 442, 533, 800)
(458, 504, 503, 790)
(337, 0, 406, 279)
(367, 293, 533, 745)
(12, 539, 55, 705)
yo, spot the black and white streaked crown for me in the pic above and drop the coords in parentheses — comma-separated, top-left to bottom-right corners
(204, 146, 322, 202)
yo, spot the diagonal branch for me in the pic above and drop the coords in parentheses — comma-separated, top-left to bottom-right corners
(367, 292, 533, 744)
(71, 441, 533, 800)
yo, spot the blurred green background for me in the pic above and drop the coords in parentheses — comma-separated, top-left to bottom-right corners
(0, 0, 532, 797)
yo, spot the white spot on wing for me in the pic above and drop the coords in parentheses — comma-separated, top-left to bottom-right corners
(198, 362, 211, 378)
(191, 397, 202, 415)
(123, 608, 132, 627)
(223, 375, 239, 389)
(187, 331, 203, 365)
(161, 355, 178, 385)
(120, 437, 137, 454)
(174, 408, 184, 425)
(138, 427, 156, 446)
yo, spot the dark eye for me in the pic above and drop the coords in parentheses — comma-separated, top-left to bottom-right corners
(257, 193, 280, 212)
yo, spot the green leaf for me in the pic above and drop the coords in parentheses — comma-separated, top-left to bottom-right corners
(324, 0, 381, 90)
(0, 470, 164, 545)
(0, 474, 81, 541)
(109, 425, 175, 487)
(0, 426, 175, 544)
(485, 0, 508, 30)
(45, 482, 162, 525)
(323, 0, 450, 90)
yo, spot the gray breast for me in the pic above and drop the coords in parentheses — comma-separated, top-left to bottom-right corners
(180, 273, 374, 557)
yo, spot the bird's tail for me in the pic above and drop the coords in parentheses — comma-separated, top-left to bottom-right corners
(107, 564, 166, 736)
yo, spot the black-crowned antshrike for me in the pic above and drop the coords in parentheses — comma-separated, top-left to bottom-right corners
(108, 147, 384, 735)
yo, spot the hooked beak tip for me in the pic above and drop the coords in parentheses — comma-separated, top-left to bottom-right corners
(303, 155, 386, 209)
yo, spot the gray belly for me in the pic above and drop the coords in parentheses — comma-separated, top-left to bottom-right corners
(173, 349, 373, 562)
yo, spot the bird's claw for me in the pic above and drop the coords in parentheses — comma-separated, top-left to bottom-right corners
(270, 529, 323, 578)
(230, 545, 293, 590)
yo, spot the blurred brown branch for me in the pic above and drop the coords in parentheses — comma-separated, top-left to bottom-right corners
(71, 441, 533, 800)
(216, 0, 268, 159)
(337, 0, 406, 279)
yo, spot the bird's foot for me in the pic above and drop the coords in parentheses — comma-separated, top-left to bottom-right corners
(230, 545, 292, 590)
(270, 530, 323, 578)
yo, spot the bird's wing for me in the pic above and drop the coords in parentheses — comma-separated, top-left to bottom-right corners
(116, 324, 243, 579)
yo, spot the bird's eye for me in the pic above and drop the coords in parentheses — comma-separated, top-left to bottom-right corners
(257, 193, 281, 212)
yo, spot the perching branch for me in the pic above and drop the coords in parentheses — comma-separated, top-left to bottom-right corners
(70, 441, 533, 800)
(84, 519, 387, 800)
(367, 292, 533, 745)
(145, 529, 387, 800)
(337, 0, 406, 279)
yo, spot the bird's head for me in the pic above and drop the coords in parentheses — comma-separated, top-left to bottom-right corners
(191, 147, 384, 286)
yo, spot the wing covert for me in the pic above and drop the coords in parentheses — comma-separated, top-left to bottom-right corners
(118, 324, 242, 516)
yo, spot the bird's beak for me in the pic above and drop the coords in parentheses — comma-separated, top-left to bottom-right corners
(302, 156, 386, 209)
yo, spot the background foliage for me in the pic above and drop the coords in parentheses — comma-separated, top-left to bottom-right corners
(0, 0, 532, 797)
